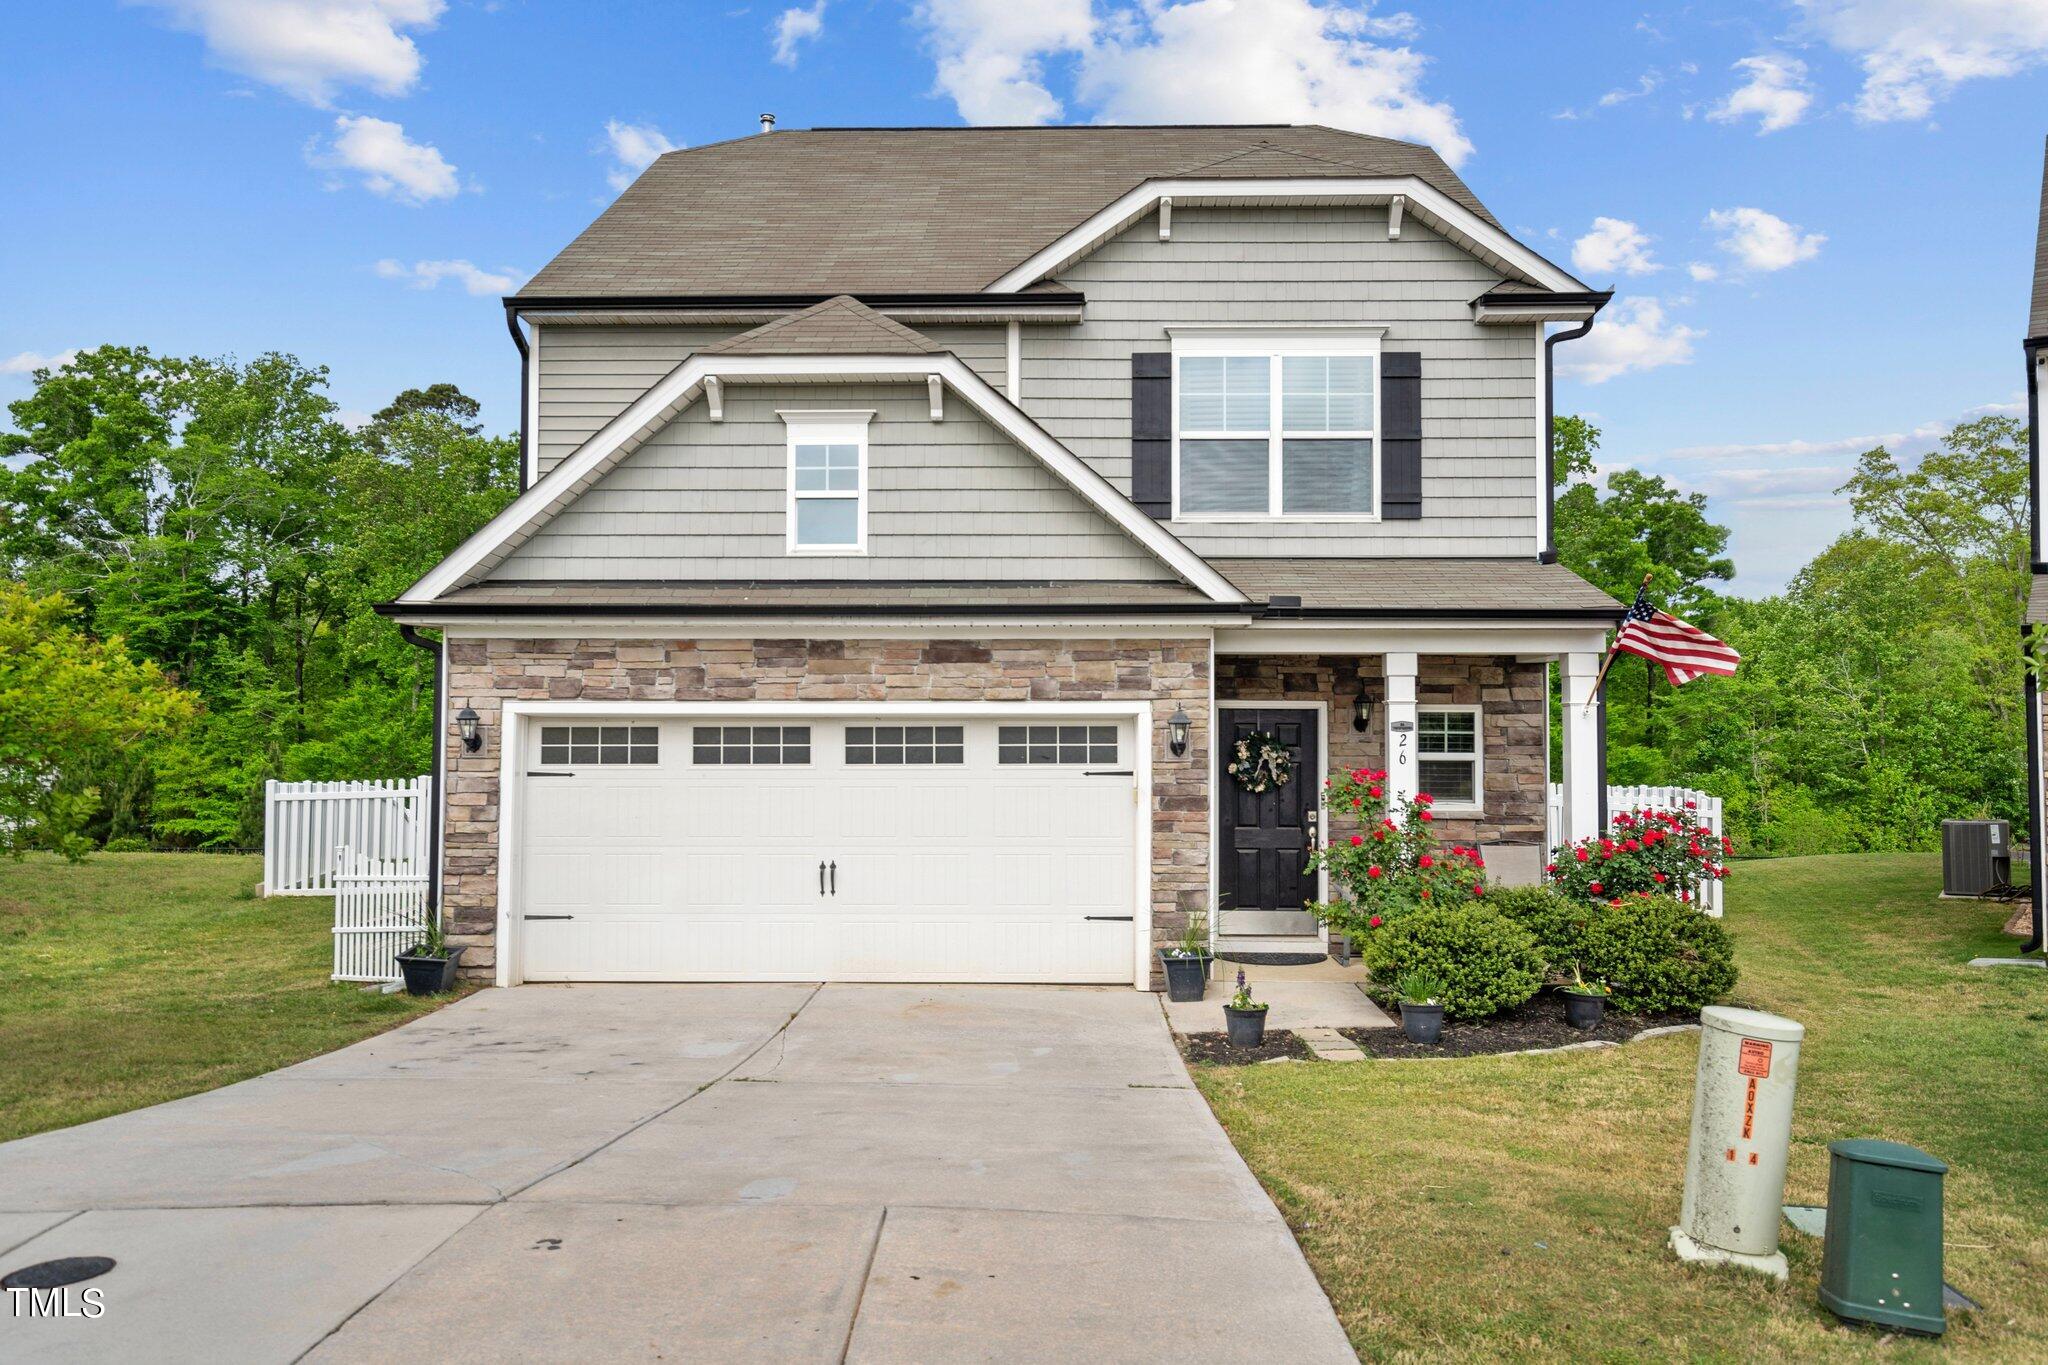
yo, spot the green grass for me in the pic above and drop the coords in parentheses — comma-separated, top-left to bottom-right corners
(1194, 855, 2048, 1363)
(0, 853, 460, 1142)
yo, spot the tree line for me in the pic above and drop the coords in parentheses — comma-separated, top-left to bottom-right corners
(0, 345, 518, 853)
(0, 343, 2033, 857)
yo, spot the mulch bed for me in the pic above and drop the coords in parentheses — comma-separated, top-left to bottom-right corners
(1179, 1029, 1316, 1066)
(1340, 992, 1699, 1059)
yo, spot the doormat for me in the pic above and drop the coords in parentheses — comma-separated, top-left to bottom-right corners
(1217, 952, 1327, 967)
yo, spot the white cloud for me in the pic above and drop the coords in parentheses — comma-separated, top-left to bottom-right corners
(913, 0, 1094, 124)
(912, 0, 1473, 165)
(1796, 0, 2048, 121)
(1599, 69, 1662, 107)
(1571, 217, 1660, 277)
(772, 1, 827, 66)
(1554, 296, 1698, 384)
(0, 349, 77, 376)
(1707, 53, 1815, 133)
(310, 114, 460, 203)
(133, 0, 444, 105)
(1706, 206, 1825, 273)
(601, 119, 679, 191)
(1686, 260, 1719, 282)
(374, 258, 522, 295)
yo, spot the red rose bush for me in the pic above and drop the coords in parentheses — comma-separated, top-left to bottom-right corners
(1546, 803, 1730, 908)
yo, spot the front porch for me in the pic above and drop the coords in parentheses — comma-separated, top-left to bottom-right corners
(1202, 618, 1613, 961)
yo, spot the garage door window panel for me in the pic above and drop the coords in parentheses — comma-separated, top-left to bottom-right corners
(540, 725, 658, 766)
(693, 725, 811, 765)
(997, 724, 1118, 766)
(847, 724, 965, 765)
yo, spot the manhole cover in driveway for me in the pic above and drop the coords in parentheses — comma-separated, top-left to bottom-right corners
(2, 1257, 116, 1290)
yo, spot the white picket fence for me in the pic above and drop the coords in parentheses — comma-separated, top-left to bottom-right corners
(264, 776, 430, 896)
(332, 849, 431, 983)
(1547, 783, 1726, 917)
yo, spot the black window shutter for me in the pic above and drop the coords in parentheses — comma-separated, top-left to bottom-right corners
(1130, 352, 1172, 519)
(1381, 351, 1422, 520)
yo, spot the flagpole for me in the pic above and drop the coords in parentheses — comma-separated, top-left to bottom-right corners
(1584, 570, 1653, 714)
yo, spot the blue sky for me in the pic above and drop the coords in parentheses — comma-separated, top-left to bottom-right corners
(4, 1, 2046, 594)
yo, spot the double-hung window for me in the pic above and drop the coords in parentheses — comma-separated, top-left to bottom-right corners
(783, 410, 871, 554)
(1172, 332, 1380, 519)
(1416, 706, 1482, 813)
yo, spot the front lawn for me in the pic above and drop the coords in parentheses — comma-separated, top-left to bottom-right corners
(1194, 854, 2048, 1362)
(0, 853, 458, 1142)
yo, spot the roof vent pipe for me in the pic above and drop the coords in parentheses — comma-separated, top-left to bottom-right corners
(759, 112, 776, 134)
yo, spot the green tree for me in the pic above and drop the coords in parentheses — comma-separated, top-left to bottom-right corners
(0, 584, 195, 858)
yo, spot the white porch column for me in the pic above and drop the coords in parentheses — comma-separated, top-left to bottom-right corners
(1560, 651, 1602, 843)
(1384, 651, 1419, 818)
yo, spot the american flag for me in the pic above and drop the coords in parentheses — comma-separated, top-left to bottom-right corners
(1613, 583, 1741, 686)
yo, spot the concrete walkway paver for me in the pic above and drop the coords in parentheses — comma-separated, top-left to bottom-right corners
(0, 983, 1354, 1364)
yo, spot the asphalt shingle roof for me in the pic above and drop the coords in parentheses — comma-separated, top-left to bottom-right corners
(1212, 558, 1623, 617)
(2033, 136, 2048, 341)
(699, 295, 943, 355)
(517, 125, 1507, 299)
(428, 580, 1217, 610)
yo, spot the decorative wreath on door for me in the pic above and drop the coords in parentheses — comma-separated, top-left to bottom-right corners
(1228, 732, 1294, 794)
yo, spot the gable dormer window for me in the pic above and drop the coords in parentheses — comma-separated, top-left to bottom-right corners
(1170, 329, 1382, 520)
(782, 410, 872, 554)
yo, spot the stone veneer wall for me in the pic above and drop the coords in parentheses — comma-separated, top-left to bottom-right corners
(439, 635, 1211, 983)
(1216, 653, 1548, 848)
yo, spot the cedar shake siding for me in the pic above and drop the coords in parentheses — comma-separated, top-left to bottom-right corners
(439, 636, 1211, 982)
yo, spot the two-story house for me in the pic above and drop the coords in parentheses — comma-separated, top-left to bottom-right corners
(383, 124, 1623, 988)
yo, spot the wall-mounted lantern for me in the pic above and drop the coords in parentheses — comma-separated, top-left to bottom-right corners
(456, 707, 483, 753)
(1167, 706, 1191, 758)
(1352, 692, 1375, 732)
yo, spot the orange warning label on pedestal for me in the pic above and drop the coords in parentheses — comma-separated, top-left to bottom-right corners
(1737, 1038, 1772, 1078)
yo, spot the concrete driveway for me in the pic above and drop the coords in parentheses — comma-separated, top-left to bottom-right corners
(0, 984, 1354, 1363)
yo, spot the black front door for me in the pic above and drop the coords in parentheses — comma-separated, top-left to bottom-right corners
(1217, 708, 1320, 938)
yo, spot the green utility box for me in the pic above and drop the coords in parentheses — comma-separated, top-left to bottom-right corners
(1818, 1139, 1948, 1336)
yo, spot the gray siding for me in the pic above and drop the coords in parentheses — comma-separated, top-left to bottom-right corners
(917, 324, 1009, 394)
(497, 381, 1175, 582)
(1023, 204, 1541, 557)
(534, 324, 743, 476)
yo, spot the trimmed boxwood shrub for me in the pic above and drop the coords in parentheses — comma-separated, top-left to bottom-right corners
(1479, 885, 1594, 973)
(1360, 905, 1543, 1020)
(1579, 895, 1737, 1013)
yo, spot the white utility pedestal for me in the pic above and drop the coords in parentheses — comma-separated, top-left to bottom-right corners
(1670, 1005, 1805, 1280)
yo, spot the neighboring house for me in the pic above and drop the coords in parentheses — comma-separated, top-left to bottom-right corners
(383, 124, 1622, 989)
(2025, 136, 2047, 954)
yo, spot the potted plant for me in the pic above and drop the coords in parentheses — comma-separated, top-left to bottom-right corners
(1158, 909, 1211, 1003)
(1223, 968, 1269, 1047)
(1395, 968, 1447, 1044)
(1561, 961, 1610, 1031)
(396, 914, 465, 996)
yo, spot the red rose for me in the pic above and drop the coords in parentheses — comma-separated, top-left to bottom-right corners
(1419, 889, 1431, 900)
(1350, 834, 1364, 847)
(1684, 799, 1697, 809)
(1546, 863, 1558, 874)
(1588, 881, 1603, 894)
(1417, 792, 1434, 805)
(1366, 865, 1383, 879)
(1351, 768, 1367, 782)
(1368, 915, 1383, 928)
(1367, 785, 1382, 798)
(1472, 884, 1484, 896)
(1418, 854, 1434, 869)
(1652, 872, 1667, 884)
(1418, 811, 1433, 822)
(1574, 848, 1589, 862)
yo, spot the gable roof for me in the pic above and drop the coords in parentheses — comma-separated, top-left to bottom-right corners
(699, 295, 943, 356)
(401, 350, 1246, 606)
(516, 125, 1519, 299)
(2033, 135, 2048, 342)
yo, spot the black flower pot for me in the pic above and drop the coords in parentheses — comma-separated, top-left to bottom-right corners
(1224, 1005, 1269, 1048)
(1159, 951, 1210, 1002)
(396, 945, 465, 996)
(1399, 1001, 1444, 1045)
(1563, 990, 1607, 1031)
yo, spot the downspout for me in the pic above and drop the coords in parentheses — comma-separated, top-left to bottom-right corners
(506, 303, 531, 493)
(399, 625, 444, 918)
(1541, 316, 1598, 565)
(2026, 337, 2044, 951)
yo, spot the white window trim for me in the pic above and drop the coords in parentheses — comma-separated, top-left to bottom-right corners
(1170, 329, 1383, 523)
(1416, 703, 1484, 815)
(781, 409, 873, 556)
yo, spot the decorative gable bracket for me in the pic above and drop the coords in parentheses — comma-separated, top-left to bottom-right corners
(927, 374, 944, 421)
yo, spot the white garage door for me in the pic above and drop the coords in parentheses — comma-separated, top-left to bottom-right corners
(516, 715, 1138, 983)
